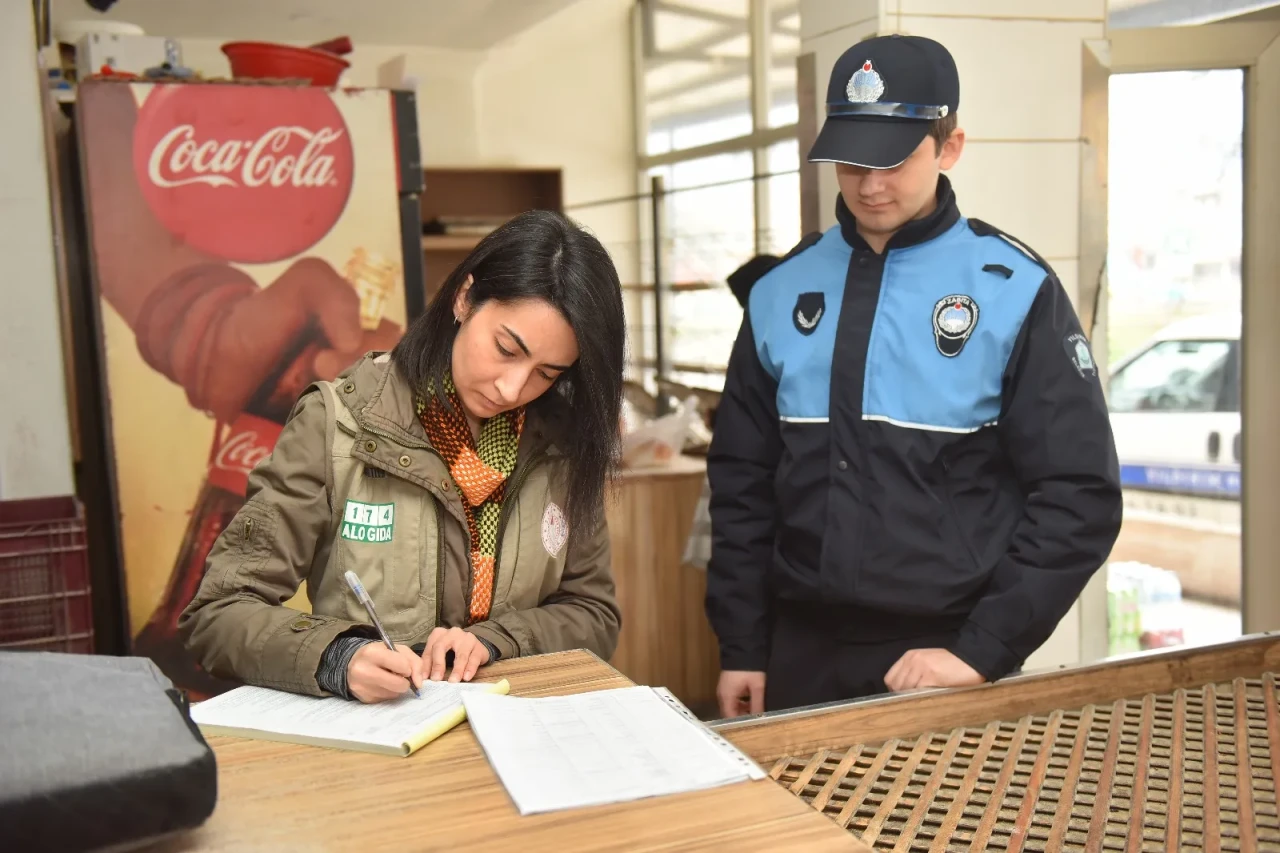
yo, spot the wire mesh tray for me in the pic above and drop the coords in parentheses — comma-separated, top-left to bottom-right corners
(769, 673, 1280, 852)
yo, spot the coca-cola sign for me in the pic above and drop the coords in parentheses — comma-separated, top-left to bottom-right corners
(207, 413, 284, 497)
(133, 84, 355, 264)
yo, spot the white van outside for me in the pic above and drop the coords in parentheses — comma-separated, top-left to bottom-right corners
(1105, 312, 1241, 606)
(1107, 312, 1241, 499)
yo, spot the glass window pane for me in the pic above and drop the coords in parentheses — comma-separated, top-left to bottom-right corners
(763, 139, 800, 255)
(766, 1, 800, 128)
(647, 151, 754, 380)
(643, 0, 750, 155)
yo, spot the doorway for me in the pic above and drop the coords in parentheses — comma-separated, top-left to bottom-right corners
(1104, 68, 1244, 655)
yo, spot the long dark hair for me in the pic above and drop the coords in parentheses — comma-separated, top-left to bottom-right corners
(393, 209, 625, 531)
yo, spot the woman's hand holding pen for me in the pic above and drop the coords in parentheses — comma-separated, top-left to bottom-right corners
(347, 644, 426, 704)
(423, 627, 491, 683)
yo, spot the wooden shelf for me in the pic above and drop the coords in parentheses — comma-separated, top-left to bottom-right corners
(421, 234, 483, 251)
(419, 166, 564, 303)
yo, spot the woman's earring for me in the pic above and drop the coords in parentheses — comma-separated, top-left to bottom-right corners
(453, 314, 460, 325)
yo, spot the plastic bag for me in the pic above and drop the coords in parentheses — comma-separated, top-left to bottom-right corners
(621, 395, 700, 469)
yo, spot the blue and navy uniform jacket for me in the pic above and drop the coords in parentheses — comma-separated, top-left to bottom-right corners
(705, 176, 1123, 680)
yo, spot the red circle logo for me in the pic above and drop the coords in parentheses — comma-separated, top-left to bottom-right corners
(133, 84, 354, 264)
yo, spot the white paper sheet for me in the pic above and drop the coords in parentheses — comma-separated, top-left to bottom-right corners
(461, 685, 764, 814)
(191, 680, 491, 749)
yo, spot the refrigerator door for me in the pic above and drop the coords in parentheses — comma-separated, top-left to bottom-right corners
(72, 80, 418, 696)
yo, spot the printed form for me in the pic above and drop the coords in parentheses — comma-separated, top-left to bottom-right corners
(461, 685, 764, 814)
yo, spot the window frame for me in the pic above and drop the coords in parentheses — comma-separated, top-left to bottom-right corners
(629, 0, 802, 392)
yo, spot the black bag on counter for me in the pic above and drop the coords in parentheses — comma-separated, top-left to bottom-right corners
(0, 652, 217, 851)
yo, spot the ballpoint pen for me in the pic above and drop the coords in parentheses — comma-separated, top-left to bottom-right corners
(343, 570, 422, 698)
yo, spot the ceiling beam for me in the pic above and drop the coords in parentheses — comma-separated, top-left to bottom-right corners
(644, 0, 799, 66)
(653, 1, 743, 27)
(647, 55, 793, 102)
(1109, 0, 1280, 28)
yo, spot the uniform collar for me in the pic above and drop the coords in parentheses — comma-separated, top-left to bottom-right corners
(836, 173, 960, 253)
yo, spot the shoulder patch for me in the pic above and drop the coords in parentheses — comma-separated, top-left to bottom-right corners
(1064, 332, 1098, 379)
(793, 292, 826, 335)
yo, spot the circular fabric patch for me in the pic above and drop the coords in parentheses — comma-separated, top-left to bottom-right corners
(541, 502, 569, 558)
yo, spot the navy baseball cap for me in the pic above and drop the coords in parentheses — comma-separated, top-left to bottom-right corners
(808, 35, 960, 170)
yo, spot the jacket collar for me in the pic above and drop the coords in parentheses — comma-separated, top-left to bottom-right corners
(836, 173, 960, 253)
(338, 353, 561, 463)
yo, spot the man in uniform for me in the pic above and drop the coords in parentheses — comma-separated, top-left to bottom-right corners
(706, 34, 1123, 717)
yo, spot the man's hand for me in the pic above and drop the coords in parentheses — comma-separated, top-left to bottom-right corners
(884, 649, 985, 692)
(423, 627, 492, 683)
(717, 670, 766, 718)
(347, 643, 425, 704)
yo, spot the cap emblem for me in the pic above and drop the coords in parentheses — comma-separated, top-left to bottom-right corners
(846, 60, 885, 103)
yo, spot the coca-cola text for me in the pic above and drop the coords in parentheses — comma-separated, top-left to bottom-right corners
(207, 413, 283, 497)
(147, 124, 345, 190)
(132, 84, 354, 263)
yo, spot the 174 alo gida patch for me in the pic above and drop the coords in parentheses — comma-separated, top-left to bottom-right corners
(341, 501, 394, 543)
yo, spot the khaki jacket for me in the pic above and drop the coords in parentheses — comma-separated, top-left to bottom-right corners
(178, 353, 620, 696)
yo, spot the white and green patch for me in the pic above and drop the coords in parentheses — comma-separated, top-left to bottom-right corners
(340, 501, 395, 543)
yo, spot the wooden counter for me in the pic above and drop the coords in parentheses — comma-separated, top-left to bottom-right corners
(713, 633, 1280, 851)
(158, 650, 865, 852)
(606, 456, 720, 715)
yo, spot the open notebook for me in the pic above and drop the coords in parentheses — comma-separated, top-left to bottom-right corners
(190, 678, 510, 757)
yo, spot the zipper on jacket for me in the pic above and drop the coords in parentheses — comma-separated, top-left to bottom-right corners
(360, 422, 431, 451)
(940, 458, 982, 572)
(433, 501, 444, 628)
(487, 453, 548, 610)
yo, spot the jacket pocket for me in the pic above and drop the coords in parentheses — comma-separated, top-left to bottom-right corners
(940, 458, 983, 575)
(496, 474, 569, 612)
(328, 477, 430, 635)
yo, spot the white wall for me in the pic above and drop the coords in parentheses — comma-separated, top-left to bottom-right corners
(0, 4, 75, 500)
(475, 0, 639, 277)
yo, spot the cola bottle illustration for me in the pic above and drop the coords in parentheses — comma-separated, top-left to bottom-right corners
(131, 332, 322, 700)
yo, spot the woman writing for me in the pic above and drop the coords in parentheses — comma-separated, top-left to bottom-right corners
(179, 210, 626, 703)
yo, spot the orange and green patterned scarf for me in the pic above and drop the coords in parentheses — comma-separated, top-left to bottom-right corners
(416, 375, 525, 624)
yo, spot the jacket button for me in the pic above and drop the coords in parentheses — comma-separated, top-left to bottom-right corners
(837, 460, 848, 471)
(365, 440, 377, 453)
(399, 455, 411, 467)
(343, 382, 355, 393)
(857, 257, 868, 267)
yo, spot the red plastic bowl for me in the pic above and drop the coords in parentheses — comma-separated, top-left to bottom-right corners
(221, 41, 350, 86)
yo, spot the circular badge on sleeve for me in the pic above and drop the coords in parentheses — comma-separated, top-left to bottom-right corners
(541, 502, 569, 558)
